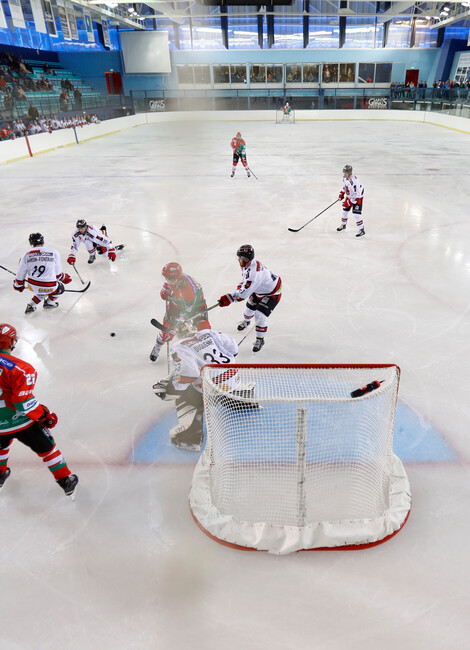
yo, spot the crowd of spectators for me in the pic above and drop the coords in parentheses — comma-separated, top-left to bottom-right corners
(391, 79, 470, 99)
(0, 113, 101, 140)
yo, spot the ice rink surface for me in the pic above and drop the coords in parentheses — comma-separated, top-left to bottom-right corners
(1, 118, 470, 649)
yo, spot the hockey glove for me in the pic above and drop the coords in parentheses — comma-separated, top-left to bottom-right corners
(160, 283, 173, 301)
(108, 250, 116, 262)
(67, 254, 76, 265)
(59, 273, 72, 284)
(153, 379, 174, 401)
(218, 293, 235, 308)
(342, 198, 352, 210)
(37, 405, 58, 429)
(13, 280, 25, 293)
(338, 191, 345, 200)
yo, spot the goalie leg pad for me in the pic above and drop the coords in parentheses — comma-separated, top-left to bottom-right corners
(170, 387, 204, 451)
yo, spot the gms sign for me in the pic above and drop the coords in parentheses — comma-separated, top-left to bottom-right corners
(148, 99, 166, 112)
(365, 97, 388, 109)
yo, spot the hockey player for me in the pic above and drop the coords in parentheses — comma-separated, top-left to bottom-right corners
(67, 219, 116, 266)
(14, 233, 72, 315)
(218, 244, 282, 353)
(230, 132, 250, 178)
(150, 262, 211, 362)
(0, 323, 78, 498)
(283, 102, 292, 119)
(153, 322, 240, 451)
(337, 164, 365, 237)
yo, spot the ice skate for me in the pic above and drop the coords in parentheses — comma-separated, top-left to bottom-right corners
(25, 302, 36, 315)
(356, 228, 365, 238)
(43, 297, 59, 309)
(57, 474, 79, 499)
(247, 171, 251, 178)
(337, 224, 346, 232)
(170, 425, 203, 452)
(0, 468, 11, 489)
(87, 253, 96, 264)
(253, 337, 265, 353)
(231, 171, 235, 178)
(149, 345, 161, 362)
(237, 320, 250, 332)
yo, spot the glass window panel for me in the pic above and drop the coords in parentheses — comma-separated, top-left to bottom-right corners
(266, 65, 282, 82)
(178, 23, 193, 50)
(386, 18, 411, 48)
(194, 65, 210, 84)
(230, 65, 247, 83)
(307, 17, 339, 48)
(155, 20, 178, 49)
(228, 7, 260, 49)
(286, 64, 302, 83)
(375, 63, 392, 83)
(322, 63, 338, 83)
(302, 65, 319, 83)
(358, 63, 375, 83)
(344, 17, 378, 48)
(271, 1, 304, 49)
(177, 65, 194, 84)
(191, 20, 225, 50)
(250, 65, 266, 83)
(339, 63, 356, 82)
(414, 24, 438, 48)
(213, 65, 230, 84)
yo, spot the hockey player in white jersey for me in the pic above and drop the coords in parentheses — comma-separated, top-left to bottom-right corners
(14, 233, 72, 314)
(67, 219, 116, 266)
(153, 322, 243, 451)
(218, 244, 282, 353)
(336, 164, 365, 237)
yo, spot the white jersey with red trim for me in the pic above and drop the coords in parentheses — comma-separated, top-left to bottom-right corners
(342, 174, 364, 204)
(170, 329, 239, 393)
(70, 224, 114, 254)
(235, 259, 282, 302)
(15, 246, 64, 292)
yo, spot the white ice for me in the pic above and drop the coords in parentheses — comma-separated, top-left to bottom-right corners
(1, 118, 470, 649)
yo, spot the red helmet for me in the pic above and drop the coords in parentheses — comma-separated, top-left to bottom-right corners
(0, 324, 17, 351)
(162, 262, 183, 281)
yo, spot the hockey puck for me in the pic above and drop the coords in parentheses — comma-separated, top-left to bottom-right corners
(110, 332, 116, 337)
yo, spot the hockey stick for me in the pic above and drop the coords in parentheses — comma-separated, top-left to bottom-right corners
(71, 263, 85, 285)
(237, 315, 262, 347)
(287, 199, 341, 233)
(165, 298, 170, 375)
(248, 168, 259, 181)
(63, 281, 91, 293)
(0, 264, 15, 276)
(150, 302, 219, 333)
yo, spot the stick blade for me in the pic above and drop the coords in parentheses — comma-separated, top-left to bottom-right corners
(287, 227, 301, 233)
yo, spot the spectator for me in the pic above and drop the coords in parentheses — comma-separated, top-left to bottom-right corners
(28, 102, 39, 121)
(43, 62, 51, 74)
(4, 91, 14, 113)
(73, 87, 82, 110)
(59, 90, 69, 111)
(0, 74, 6, 91)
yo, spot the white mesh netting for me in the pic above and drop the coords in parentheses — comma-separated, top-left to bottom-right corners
(189, 365, 411, 554)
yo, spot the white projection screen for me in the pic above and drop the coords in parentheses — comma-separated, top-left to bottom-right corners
(120, 31, 171, 74)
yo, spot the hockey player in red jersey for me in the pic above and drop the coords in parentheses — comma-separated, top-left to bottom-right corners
(337, 164, 365, 237)
(14, 233, 72, 315)
(67, 219, 116, 265)
(230, 132, 250, 178)
(150, 262, 211, 362)
(218, 245, 282, 353)
(0, 324, 78, 498)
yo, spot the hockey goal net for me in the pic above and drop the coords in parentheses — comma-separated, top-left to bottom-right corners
(189, 364, 411, 554)
(275, 109, 295, 124)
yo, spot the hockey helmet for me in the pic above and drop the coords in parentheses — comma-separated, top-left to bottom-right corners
(237, 244, 255, 262)
(0, 323, 17, 351)
(174, 320, 196, 340)
(236, 132, 242, 139)
(29, 233, 44, 247)
(162, 262, 183, 283)
(76, 219, 87, 230)
(343, 164, 353, 175)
